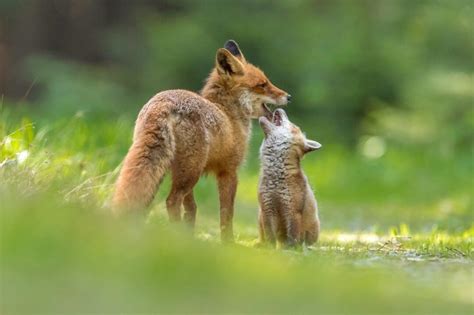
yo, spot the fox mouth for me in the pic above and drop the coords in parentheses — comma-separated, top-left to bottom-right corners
(262, 103, 278, 120)
(273, 110, 283, 126)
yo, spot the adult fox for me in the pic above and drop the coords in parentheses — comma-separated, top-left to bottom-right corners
(112, 40, 290, 241)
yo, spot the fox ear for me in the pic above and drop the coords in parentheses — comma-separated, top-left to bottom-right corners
(259, 117, 273, 137)
(304, 139, 322, 154)
(216, 48, 244, 76)
(224, 40, 246, 62)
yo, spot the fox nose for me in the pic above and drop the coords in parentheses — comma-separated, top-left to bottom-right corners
(287, 94, 292, 102)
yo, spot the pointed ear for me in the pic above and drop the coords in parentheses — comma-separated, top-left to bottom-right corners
(224, 39, 246, 62)
(216, 48, 244, 75)
(304, 139, 322, 154)
(259, 117, 273, 137)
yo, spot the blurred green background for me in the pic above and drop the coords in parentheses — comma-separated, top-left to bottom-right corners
(1, 0, 473, 313)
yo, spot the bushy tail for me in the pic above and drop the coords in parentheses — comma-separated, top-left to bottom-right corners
(112, 114, 175, 215)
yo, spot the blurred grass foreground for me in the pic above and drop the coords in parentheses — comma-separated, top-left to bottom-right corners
(1, 0, 473, 314)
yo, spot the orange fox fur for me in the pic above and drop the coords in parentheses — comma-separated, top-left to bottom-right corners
(112, 40, 290, 241)
(258, 109, 321, 247)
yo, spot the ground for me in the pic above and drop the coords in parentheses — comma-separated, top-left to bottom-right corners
(1, 110, 472, 314)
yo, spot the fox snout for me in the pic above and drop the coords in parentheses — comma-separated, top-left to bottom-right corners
(277, 93, 291, 106)
(268, 84, 291, 106)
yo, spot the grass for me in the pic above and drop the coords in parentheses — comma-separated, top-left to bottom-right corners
(1, 107, 473, 314)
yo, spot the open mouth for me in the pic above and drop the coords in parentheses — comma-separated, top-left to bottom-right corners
(272, 109, 283, 126)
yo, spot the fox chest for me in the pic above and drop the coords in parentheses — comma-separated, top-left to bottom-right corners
(259, 175, 306, 214)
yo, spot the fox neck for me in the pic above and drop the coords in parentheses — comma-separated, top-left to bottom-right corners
(261, 141, 302, 181)
(201, 70, 252, 128)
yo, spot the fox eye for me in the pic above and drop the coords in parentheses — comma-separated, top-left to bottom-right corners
(256, 82, 267, 88)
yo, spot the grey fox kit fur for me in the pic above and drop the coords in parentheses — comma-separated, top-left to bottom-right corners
(258, 109, 321, 247)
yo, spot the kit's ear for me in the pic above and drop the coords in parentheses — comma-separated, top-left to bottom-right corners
(224, 39, 246, 62)
(259, 117, 273, 137)
(304, 139, 322, 154)
(216, 48, 244, 75)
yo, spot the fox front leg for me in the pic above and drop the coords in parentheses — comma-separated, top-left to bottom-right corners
(258, 211, 266, 243)
(261, 212, 277, 246)
(284, 212, 303, 248)
(217, 171, 237, 242)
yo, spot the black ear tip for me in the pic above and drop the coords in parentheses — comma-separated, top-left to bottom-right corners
(224, 39, 238, 46)
(224, 39, 241, 56)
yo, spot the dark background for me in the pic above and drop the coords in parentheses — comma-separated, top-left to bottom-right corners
(2, 0, 472, 147)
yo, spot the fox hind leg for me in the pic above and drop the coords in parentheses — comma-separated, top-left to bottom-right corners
(166, 172, 200, 223)
(166, 123, 206, 225)
(305, 218, 320, 246)
(183, 191, 197, 229)
(166, 188, 184, 222)
(166, 149, 203, 223)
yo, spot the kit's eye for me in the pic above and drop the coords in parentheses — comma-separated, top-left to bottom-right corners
(256, 82, 267, 88)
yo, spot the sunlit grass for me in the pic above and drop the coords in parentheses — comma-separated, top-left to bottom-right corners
(1, 108, 473, 314)
(2, 191, 472, 314)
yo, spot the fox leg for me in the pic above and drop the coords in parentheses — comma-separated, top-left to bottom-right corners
(303, 192, 320, 245)
(165, 121, 206, 224)
(258, 210, 277, 246)
(262, 213, 277, 246)
(166, 172, 199, 223)
(217, 171, 237, 242)
(183, 191, 197, 229)
(305, 218, 320, 245)
(276, 219, 288, 245)
(258, 211, 265, 242)
(284, 212, 303, 248)
(166, 188, 184, 222)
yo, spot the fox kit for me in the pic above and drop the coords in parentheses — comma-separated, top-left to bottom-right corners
(258, 109, 321, 247)
(112, 40, 290, 241)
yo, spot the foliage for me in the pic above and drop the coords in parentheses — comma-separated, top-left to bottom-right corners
(14, 0, 472, 148)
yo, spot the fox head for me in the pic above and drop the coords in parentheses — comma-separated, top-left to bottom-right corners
(259, 109, 321, 159)
(206, 40, 291, 119)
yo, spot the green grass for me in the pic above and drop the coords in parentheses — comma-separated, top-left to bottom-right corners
(1, 108, 473, 314)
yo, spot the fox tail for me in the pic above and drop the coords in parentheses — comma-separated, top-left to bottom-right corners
(112, 109, 175, 215)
